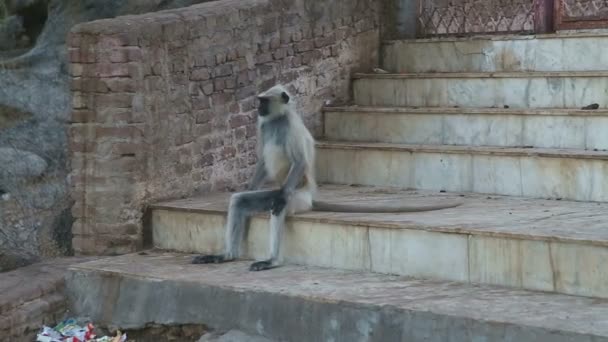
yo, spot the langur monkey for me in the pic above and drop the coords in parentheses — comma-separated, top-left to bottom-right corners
(192, 84, 462, 271)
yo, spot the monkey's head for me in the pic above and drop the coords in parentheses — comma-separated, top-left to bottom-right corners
(257, 85, 291, 118)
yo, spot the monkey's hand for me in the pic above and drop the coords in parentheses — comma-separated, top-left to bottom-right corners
(271, 190, 288, 216)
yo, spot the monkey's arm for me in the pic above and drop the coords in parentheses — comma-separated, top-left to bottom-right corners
(247, 159, 267, 190)
(271, 161, 306, 215)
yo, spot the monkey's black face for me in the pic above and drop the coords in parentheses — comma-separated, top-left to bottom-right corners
(258, 97, 270, 117)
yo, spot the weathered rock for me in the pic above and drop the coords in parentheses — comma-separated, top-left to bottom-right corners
(0, 15, 24, 50)
(0, 0, 214, 270)
(0, 103, 31, 130)
(0, 147, 47, 181)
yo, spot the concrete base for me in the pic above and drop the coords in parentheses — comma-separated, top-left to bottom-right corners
(383, 33, 608, 73)
(151, 185, 608, 298)
(353, 72, 608, 108)
(317, 142, 608, 202)
(324, 106, 608, 150)
(65, 253, 608, 342)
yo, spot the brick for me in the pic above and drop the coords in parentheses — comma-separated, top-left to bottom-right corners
(96, 126, 143, 140)
(295, 40, 314, 52)
(260, 77, 277, 91)
(97, 108, 132, 124)
(112, 143, 144, 157)
(109, 49, 129, 63)
(258, 42, 270, 53)
(236, 85, 256, 100)
(95, 93, 134, 109)
(69, 140, 96, 153)
(192, 96, 210, 110)
(195, 110, 213, 124)
(255, 53, 273, 64)
(67, 32, 81, 48)
(191, 68, 210, 81)
(227, 49, 238, 61)
(100, 35, 129, 47)
(200, 154, 214, 167)
(201, 81, 214, 95)
(213, 78, 226, 91)
(94, 63, 131, 77)
(260, 17, 278, 34)
(229, 114, 249, 128)
(214, 64, 233, 77)
(127, 47, 143, 61)
(225, 77, 236, 89)
(314, 34, 335, 48)
(273, 48, 287, 60)
(234, 127, 246, 139)
(102, 78, 135, 93)
(237, 71, 251, 87)
(189, 82, 201, 96)
(246, 124, 257, 138)
(70, 110, 96, 123)
(70, 64, 84, 77)
(240, 98, 256, 111)
(94, 223, 139, 235)
(211, 92, 233, 106)
(270, 37, 281, 49)
(215, 52, 226, 64)
(195, 123, 212, 136)
(221, 146, 236, 159)
(72, 92, 89, 109)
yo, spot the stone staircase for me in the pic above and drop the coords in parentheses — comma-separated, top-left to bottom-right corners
(66, 33, 608, 341)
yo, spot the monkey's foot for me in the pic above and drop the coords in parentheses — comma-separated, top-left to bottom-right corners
(249, 260, 278, 271)
(192, 254, 225, 264)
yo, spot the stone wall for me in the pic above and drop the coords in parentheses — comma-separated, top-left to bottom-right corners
(0, 258, 90, 342)
(68, 0, 380, 254)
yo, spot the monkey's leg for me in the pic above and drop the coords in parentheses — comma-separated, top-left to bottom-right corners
(192, 190, 279, 265)
(249, 207, 286, 271)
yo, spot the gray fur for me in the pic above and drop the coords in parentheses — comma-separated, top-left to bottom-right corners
(192, 84, 463, 271)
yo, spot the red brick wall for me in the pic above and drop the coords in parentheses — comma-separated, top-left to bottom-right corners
(68, 0, 380, 255)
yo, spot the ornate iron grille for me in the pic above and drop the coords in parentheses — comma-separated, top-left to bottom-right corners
(417, 0, 536, 37)
(562, 0, 608, 18)
(555, 0, 608, 29)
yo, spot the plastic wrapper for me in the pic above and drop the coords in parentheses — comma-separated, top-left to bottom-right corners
(36, 319, 127, 342)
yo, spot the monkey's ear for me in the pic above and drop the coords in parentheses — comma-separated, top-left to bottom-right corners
(281, 92, 290, 104)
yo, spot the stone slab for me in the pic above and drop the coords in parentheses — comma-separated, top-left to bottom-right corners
(151, 185, 608, 297)
(66, 253, 608, 342)
(316, 141, 608, 202)
(324, 106, 608, 150)
(353, 72, 608, 108)
(382, 33, 608, 73)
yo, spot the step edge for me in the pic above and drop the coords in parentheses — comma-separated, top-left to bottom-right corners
(316, 141, 608, 160)
(67, 253, 608, 339)
(150, 204, 608, 248)
(353, 71, 608, 79)
(382, 31, 608, 45)
(322, 106, 608, 116)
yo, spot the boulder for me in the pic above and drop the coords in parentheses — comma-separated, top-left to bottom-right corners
(0, 147, 47, 181)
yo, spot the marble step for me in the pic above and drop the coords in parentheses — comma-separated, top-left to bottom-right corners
(323, 106, 608, 150)
(316, 141, 608, 202)
(352, 71, 608, 108)
(66, 253, 608, 342)
(149, 185, 608, 299)
(382, 33, 608, 73)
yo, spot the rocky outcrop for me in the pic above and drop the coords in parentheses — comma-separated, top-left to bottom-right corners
(0, 0, 213, 272)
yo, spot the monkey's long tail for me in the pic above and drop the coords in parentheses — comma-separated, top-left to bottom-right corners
(311, 200, 462, 213)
